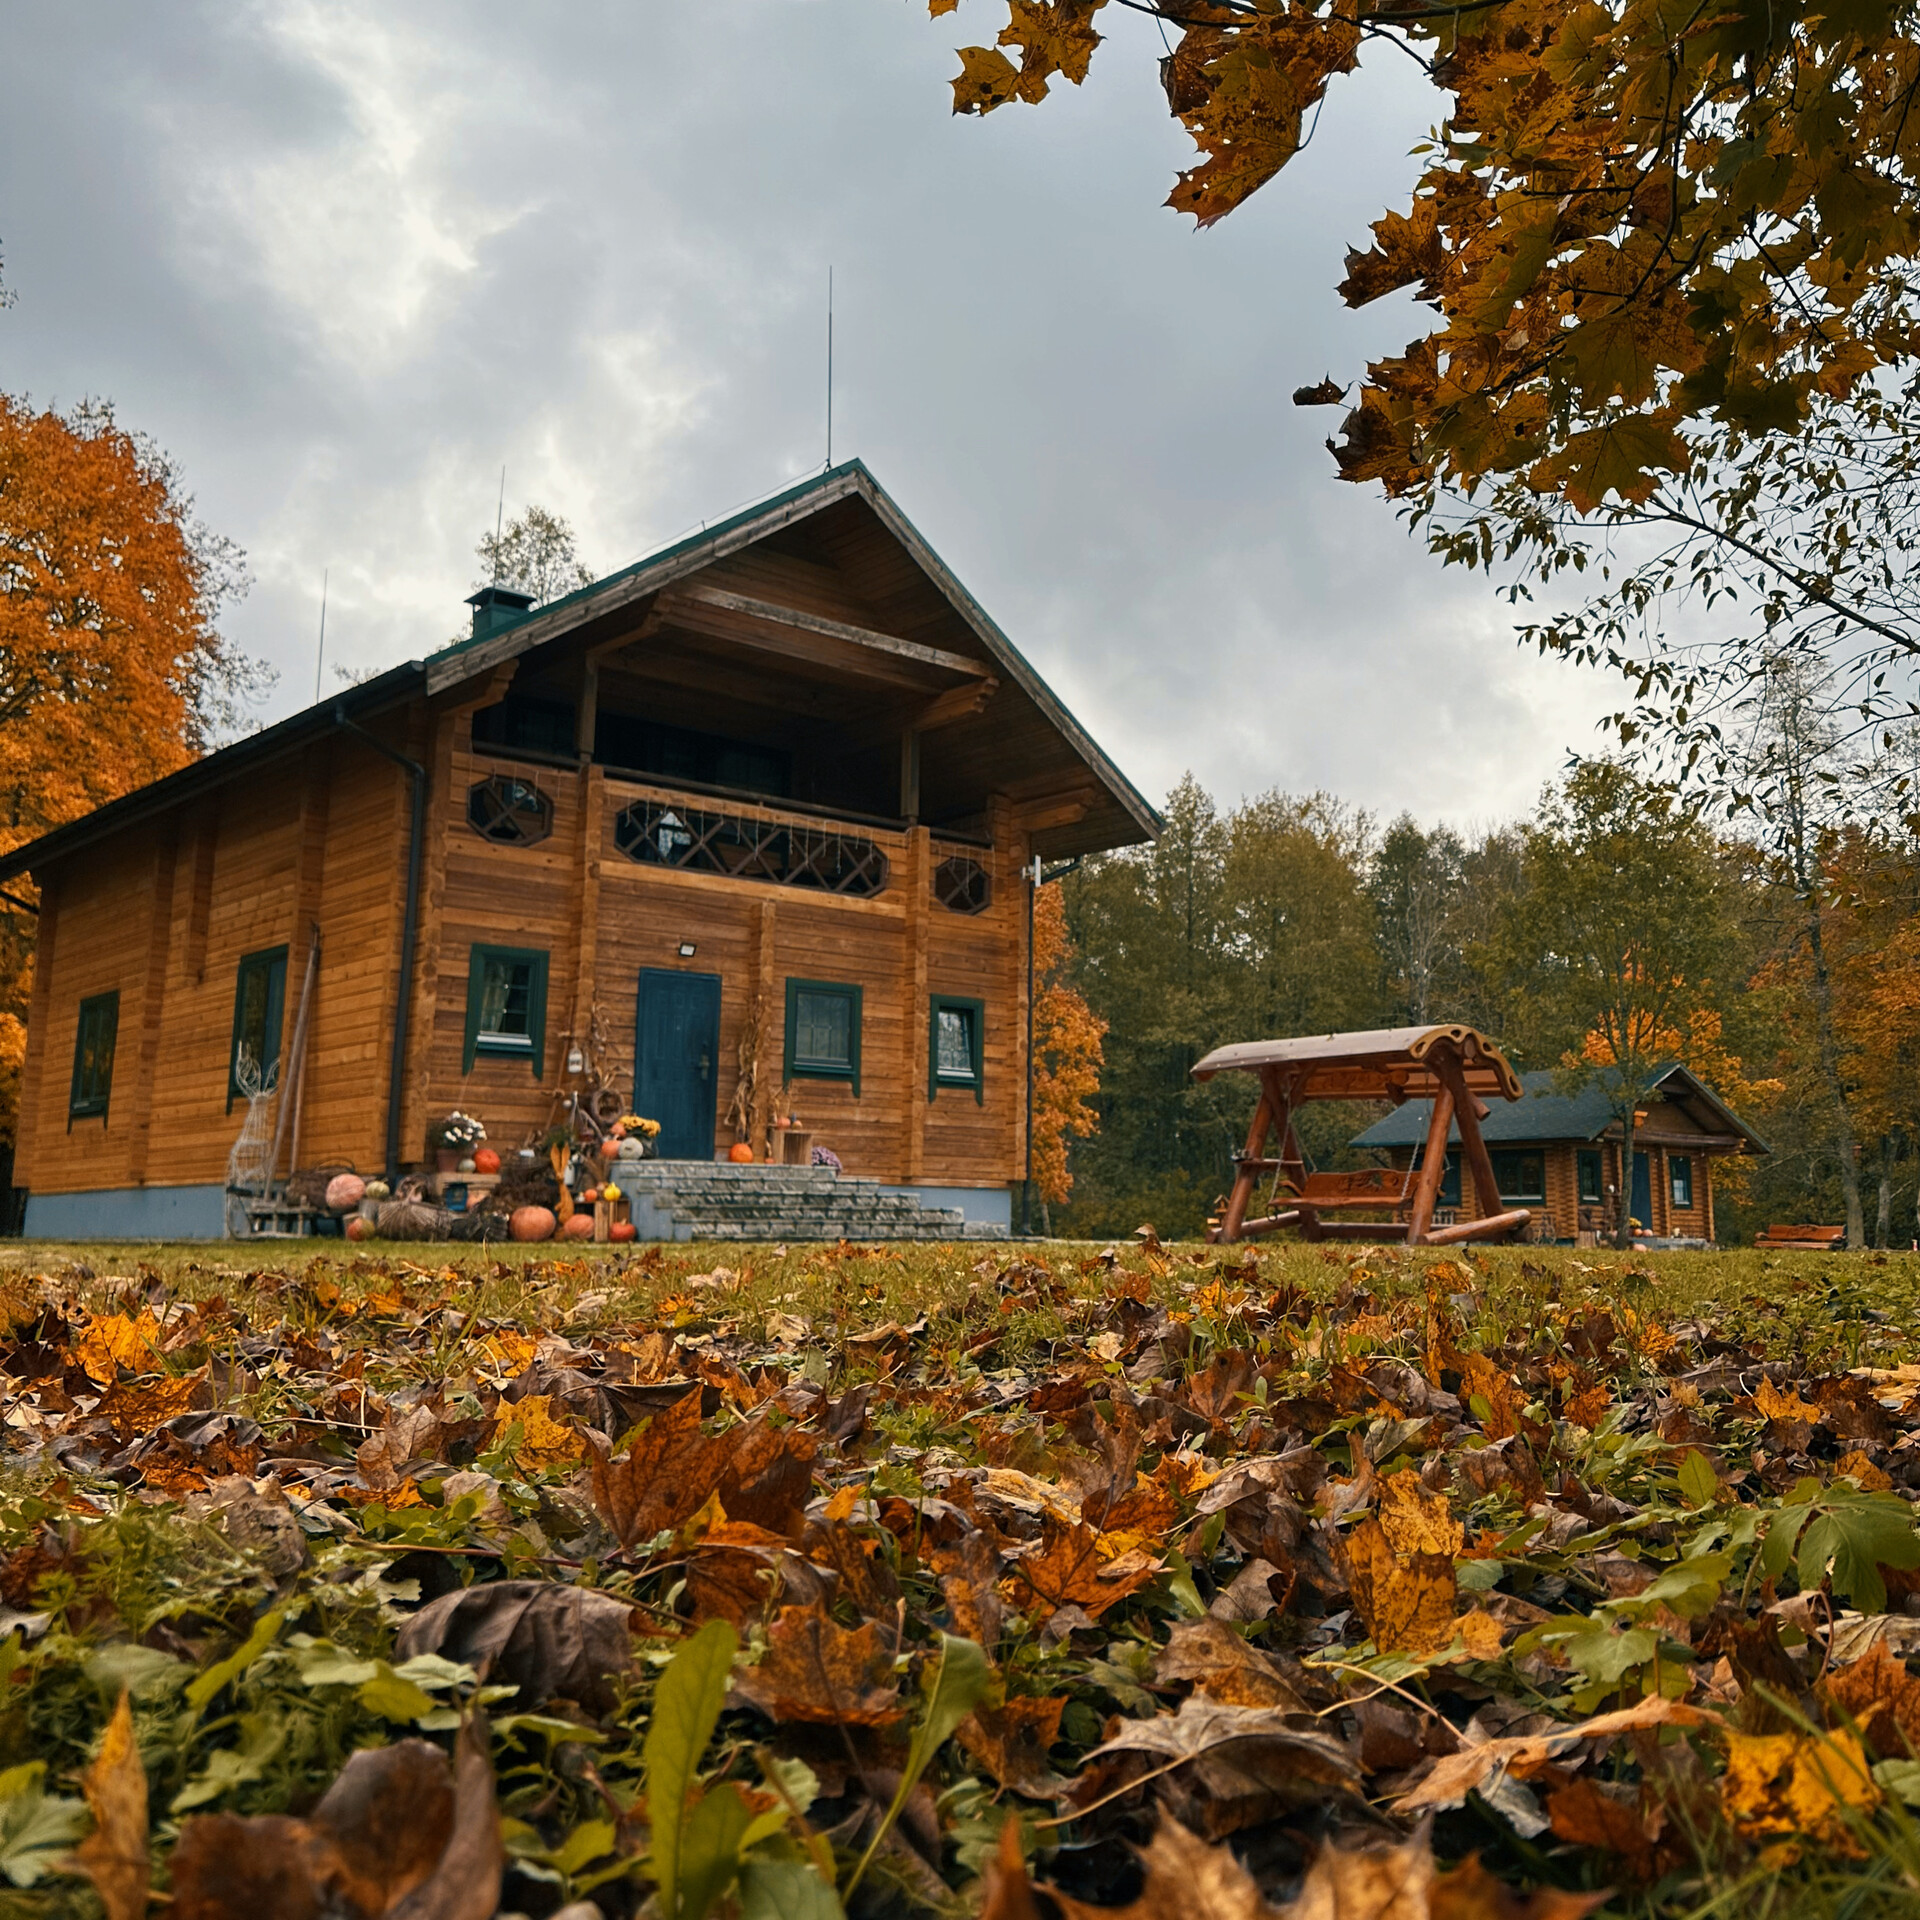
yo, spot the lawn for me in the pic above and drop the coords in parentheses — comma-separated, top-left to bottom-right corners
(1, 1235, 1919, 1919)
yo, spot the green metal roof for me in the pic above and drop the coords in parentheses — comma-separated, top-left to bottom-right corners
(1350, 1065, 1767, 1153)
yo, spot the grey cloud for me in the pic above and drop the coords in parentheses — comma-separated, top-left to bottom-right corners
(0, 0, 1616, 825)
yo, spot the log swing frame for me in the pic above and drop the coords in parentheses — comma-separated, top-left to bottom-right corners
(1191, 1024, 1531, 1247)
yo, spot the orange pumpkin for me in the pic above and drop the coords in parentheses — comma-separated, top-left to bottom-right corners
(560, 1212, 596, 1240)
(345, 1215, 375, 1242)
(609, 1220, 637, 1242)
(729, 1142, 754, 1163)
(509, 1205, 557, 1242)
(473, 1146, 501, 1175)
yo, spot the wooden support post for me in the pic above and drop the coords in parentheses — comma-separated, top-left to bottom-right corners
(1218, 1088, 1274, 1243)
(123, 830, 179, 1189)
(902, 825, 930, 1182)
(1403, 1084, 1457, 1246)
(571, 764, 606, 1043)
(1433, 1049, 1503, 1227)
(899, 728, 922, 824)
(13, 877, 57, 1191)
(399, 703, 454, 1164)
(752, 897, 777, 1156)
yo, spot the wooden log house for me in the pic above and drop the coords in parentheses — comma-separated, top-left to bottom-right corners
(7, 463, 1158, 1238)
(1348, 1064, 1767, 1245)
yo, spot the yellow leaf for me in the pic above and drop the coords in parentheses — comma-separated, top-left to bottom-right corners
(1720, 1728, 1878, 1851)
(951, 44, 1021, 114)
(488, 1393, 583, 1471)
(1378, 1469, 1464, 1558)
(1755, 1376, 1822, 1425)
(1836, 1449, 1893, 1491)
(74, 1690, 149, 1920)
(1456, 1607, 1506, 1662)
(76, 1311, 162, 1386)
(1347, 1516, 1456, 1656)
(929, 0, 960, 13)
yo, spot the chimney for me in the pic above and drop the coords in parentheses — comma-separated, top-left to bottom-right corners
(465, 583, 535, 640)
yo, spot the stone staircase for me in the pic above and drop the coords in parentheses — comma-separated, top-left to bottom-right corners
(614, 1162, 1004, 1243)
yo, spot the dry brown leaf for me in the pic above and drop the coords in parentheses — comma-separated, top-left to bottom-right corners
(395, 1582, 636, 1714)
(1430, 1854, 1610, 1918)
(977, 1815, 1045, 1920)
(959, 1696, 1068, 1796)
(1347, 1516, 1456, 1656)
(732, 1603, 903, 1726)
(1155, 1617, 1314, 1710)
(1719, 1727, 1878, 1851)
(1546, 1777, 1669, 1884)
(1821, 1641, 1920, 1755)
(1835, 1448, 1893, 1491)
(73, 1689, 148, 1920)
(95, 1365, 209, 1440)
(1397, 1696, 1709, 1816)
(1047, 1813, 1277, 1919)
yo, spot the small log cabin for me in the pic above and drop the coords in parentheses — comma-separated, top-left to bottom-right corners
(7, 462, 1158, 1237)
(1349, 1063, 1767, 1245)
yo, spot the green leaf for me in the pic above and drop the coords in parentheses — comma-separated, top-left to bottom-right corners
(0, 1765, 88, 1889)
(739, 1859, 845, 1920)
(550, 1817, 618, 1876)
(645, 1618, 738, 1920)
(1875, 1758, 1920, 1808)
(1559, 1622, 1659, 1688)
(171, 1713, 286, 1814)
(1796, 1495, 1920, 1614)
(678, 1780, 756, 1920)
(356, 1665, 440, 1724)
(84, 1642, 189, 1704)
(1678, 1449, 1719, 1511)
(1616, 1550, 1730, 1621)
(846, 1634, 991, 1900)
(185, 1606, 287, 1715)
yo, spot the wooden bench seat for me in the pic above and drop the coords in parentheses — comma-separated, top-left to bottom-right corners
(1756, 1224, 1847, 1251)
(1280, 1167, 1415, 1211)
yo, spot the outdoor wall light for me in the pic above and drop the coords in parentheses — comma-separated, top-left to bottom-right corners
(678, 941, 697, 958)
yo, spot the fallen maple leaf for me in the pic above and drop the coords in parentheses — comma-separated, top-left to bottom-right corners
(72, 1690, 148, 1920)
(732, 1603, 903, 1726)
(396, 1581, 637, 1714)
(1004, 1514, 1155, 1622)
(76, 1311, 162, 1386)
(1821, 1641, 1920, 1755)
(1720, 1727, 1879, 1852)
(960, 1696, 1068, 1796)
(1378, 1469, 1465, 1558)
(1347, 1516, 1456, 1656)
(487, 1392, 583, 1471)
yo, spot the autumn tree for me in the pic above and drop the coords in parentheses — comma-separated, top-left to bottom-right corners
(926, 0, 1920, 760)
(476, 505, 595, 605)
(0, 395, 258, 1152)
(1490, 761, 1740, 1246)
(1370, 817, 1468, 1026)
(1029, 881, 1105, 1227)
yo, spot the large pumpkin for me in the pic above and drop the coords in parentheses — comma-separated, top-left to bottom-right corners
(559, 1212, 596, 1240)
(728, 1142, 754, 1163)
(472, 1147, 501, 1175)
(325, 1172, 367, 1213)
(509, 1205, 557, 1242)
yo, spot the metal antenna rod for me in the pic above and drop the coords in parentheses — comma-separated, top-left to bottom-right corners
(313, 568, 328, 704)
(826, 266, 834, 468)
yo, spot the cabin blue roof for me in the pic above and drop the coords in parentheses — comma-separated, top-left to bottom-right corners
(1349, 1064, 1766, 1153)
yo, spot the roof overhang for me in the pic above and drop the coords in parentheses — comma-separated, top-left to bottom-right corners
(1191, 1025, 1524, 1104)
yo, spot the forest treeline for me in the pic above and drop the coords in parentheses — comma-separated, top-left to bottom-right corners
(1054, 755, 1920, 1249)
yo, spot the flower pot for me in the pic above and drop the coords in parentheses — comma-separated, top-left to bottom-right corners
(435, 1149, 459, 1173)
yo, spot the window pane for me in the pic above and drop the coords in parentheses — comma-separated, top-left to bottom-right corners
(480, 958, 533, 1039)
(795, 990, 851, 1069)
(1491, 1150, 1545, 1201)
(1670, 1156, 1693, 1207)
(936, 1007, 974, 1079)
(1577, 1150, 1603, 1204)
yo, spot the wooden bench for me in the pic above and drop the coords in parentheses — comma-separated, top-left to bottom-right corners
(1755, 1224, 1846, 1251)
(1280, 1167, 1415, 1210)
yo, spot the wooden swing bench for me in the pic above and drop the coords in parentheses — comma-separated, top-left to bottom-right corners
(1192, 1024, 1533, 1248)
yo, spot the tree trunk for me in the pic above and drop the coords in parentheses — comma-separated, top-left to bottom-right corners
(1804, 897, 1867, 1248)
(1614, 1111, 1637, 1251)
(1875, 1159, 1892, 1251)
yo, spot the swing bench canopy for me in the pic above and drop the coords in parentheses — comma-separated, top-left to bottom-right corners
(1191, 1025, 1532, 1247)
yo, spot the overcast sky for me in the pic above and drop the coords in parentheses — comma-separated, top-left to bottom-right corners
(1, 1, 1620, 831)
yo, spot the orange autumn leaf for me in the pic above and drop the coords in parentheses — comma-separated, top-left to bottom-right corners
(76, 1312, 163, 1386)
(74, 1690, 149, 1920)
(732, 1603, 903, 1727)
(95, 1366, 208, 1440)
(1755, 1377, 1822, 1426)
(487, 1394, 583, 1472)
(1004, 1515, 1155, 1622)
(1377, 1469, 1464, 1558)
(959, 1696, 1068, 1795)
(1029, 882, 1106, 1207)
(1820, 1643, 1920, 1758)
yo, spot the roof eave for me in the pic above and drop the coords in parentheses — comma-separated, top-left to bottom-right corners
(0, 660, 428, 883)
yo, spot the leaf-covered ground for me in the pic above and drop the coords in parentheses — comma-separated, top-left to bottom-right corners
(5, 1235, 1920, 1919)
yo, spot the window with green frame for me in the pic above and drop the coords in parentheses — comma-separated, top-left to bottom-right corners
(929, 994, 984, 1103)
(463, 945, 549, 1075)
(1577, 1148, 1604, 1205)
(1489, 1149, 1547, 1202)
(1669, 1155, 1694, 1208)
(227, 945, 289, 1111)
(69, 991, 119, 1124)
(784, 978, 861, 1095)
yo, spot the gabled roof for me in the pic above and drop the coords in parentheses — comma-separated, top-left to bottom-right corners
(1350, 1064, 1768, 1153)
(0, 461, 1158, 883)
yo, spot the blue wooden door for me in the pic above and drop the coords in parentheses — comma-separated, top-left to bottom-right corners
(634, 969, 721, 1160)
(1630, 1151, 1652, 1229)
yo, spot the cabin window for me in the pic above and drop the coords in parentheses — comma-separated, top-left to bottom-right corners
(467, 774, 554, 847)
(934, 856, 992, 914)
(68, 991, 119, 1124)
(464, 945, 548, 1076)
(471, 694, 577, 761)
(929, 994, 985, 1103)
(228, 946, 289, 1111)
(1670, 1155, 1694, 1209)
(1415, 1150, 1460, 1208)
(1489, 1149, 1546, 1203)
(785, 978, 861, 1095)
(596, 713, 792, 800)
(1577, 1149, 1604, 1205)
